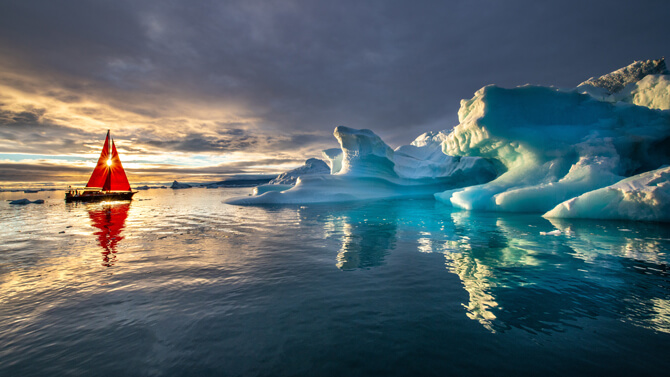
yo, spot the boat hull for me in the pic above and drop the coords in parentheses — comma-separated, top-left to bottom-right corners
(65, 191, 135, 203)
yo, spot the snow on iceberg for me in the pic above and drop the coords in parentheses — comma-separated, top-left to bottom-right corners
(227, 126, 497, 205)
(544, 166, 670, 222)
(578, 58, 670, 110)
(578, 58, 668, 95)
(612, 74, 670, 111)
(434, 84, 670, 213)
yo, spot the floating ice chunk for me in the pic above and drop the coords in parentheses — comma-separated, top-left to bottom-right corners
(544, 166, 670, 222)
(269, 158, 330, 185)
(539, 229, 561, 236)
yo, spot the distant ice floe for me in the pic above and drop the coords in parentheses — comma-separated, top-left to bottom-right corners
(171, 180, 192, 189)
(9, 198, 44, 205)
(229, 58, 670, 221)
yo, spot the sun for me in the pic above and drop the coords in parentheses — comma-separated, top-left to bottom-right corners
(107, 158, 112, 166)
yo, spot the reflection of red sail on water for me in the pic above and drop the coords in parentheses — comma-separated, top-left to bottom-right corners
(88, 203, 130, 267)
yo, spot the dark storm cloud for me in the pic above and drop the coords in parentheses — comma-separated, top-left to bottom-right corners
(142, 132, 257, 152)
(0, 108, 104, 153)
(0, 108, 45, 125)
(0, 0, 668, 151)
(140, 130, 334, 154)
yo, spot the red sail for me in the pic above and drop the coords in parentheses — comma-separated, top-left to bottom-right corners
(86, 131, 111, 189)
(107, 140, 131, 191)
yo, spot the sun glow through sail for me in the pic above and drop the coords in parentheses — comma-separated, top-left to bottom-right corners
(85, 130, 131, 191)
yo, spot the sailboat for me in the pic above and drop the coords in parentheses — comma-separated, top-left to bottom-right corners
(65, 130, 136, 202)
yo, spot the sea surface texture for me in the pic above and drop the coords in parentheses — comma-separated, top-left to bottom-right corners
(1, 188, 669, 376)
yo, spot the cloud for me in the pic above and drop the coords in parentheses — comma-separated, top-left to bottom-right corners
(0, 155, 303, 184)
(0, 0, 668, 182)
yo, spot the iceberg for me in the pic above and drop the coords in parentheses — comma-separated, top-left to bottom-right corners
(228, 58, 670, 221)
(434, 83, 670, 213)
(227, 126, 497, 205)
(544, 166, 670, 222)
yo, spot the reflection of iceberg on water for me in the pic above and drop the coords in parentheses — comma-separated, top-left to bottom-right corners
(444, 251, 499, 332)
(88, 203, 130, 267)
(439, 211, 670, 334)
(301, 202, 398, 270)
(335, 219, 396, 270)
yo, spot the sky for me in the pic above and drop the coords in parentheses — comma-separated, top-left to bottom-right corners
(0, 0, 668, 186)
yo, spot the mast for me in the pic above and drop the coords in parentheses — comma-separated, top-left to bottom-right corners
(103, 130, 112, 191)
(86, 130, 111, 189)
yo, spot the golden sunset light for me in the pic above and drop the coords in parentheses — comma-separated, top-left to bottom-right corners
(1, 1, 669, 377)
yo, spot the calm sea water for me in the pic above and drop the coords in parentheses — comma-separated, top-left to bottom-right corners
(1, 188, 669, 376)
